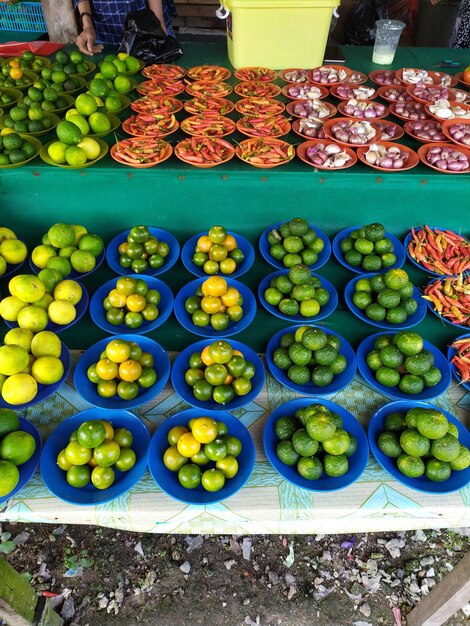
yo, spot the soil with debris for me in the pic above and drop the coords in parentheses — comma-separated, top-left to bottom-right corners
(1, 523, 470, 626)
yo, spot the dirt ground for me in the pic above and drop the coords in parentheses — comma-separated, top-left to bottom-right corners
(1, 523, 470, 626)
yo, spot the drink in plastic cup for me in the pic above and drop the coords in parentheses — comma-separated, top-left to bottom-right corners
(372, 19, 406, 65)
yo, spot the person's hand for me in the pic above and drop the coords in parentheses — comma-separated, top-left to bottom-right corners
(76, 27, 103, 55)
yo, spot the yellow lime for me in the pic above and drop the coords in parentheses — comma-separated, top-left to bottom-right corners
(17, 305, 48, 332)
(30, 330, 62, 358)
(31, 355, 64, 384)
(75, 92, 98, 116)
(65, 145, 87, 166)
(70, 249, 95, 273)
(71, 224, 88, 246)
(0, 239, 27, 264)
(67, 114, 90, 136)
(47, 223, 75, 249)
(0, 295, 27, 321)
(88, 111, 111, 134)
(54, 279, 82, 305)
(0, 430, 36, 464)
(3, 328, 34, 352)
(0, 460, 19, 497)
(1, 373, 37, 405)
(48, 300, 76, 325)
(9, 274, 46, 303)
(47, 141, 68, 164)
(32, 244, 57, 269)
(0, 227, 17, 242)
(0, 345, 29, 376)
(77, 137, 100, 160)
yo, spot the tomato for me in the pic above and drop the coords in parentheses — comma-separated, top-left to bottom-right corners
(137, 367, 157, 388)
(192, 309, 210, 327)
(115, 448, 136, 472)
(216, 455, 239, 478)
(87, 363, 100, 383)
(201, 468, 225, 492)
(93, 441, 120, 467)
(106, 307, 125, 326)
(66, 465, 91, 488)
(113, 427, 133, 448)
(193, 379, 213, 401)
(205, 363, 228, 386)
(96, 358, 119, 381)
(91, 465, 115, 489)
(139, 351, 154, 368)
(212, 384, 234, 405)
(77, 420, 107, 449)
(142, 303, 159, 321)
(65, 441, 92, 466)
(232, 377, 252, 396)
(208, 225, 227, 244)
(208, 340, 233, 364)
(124, 311, 143, 329)
(226, 355, 247, 378)
(167, 425, 188, 446)
(185, 367, 205, 387)
(129, 342, 143, 361)
(117, 380, 139, 400)
(177, 432, 201, 457)
(191, 417, 218, 444)
(178, 463, 201, 489)
(106, 339, 131, 363)
(97, 379, 117, 398)
(116, 276, 136, 296)
(119, 359, 142, 382)
(146, 289, 161, 306)
(189, 352, 204, 369)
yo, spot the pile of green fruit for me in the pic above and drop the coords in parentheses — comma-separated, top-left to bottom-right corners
(365, 332, 442, 395)
(263, 264, 331, 318)
(48, 49, 91, 78)
(118, 225, 170, 273)
(31, 222, 104, 277)
(0, 132, 37, 165)
(57, 419, 137, 490)
(103, 276, 161, 329)
(377, 406, 470, 481)
(184, 340, 255, 405)
(275, 403, 357, 479)
(0, 226, 27, 276)
(5, 51, 50, 73)
(271, 326, 347, 388)
(19, 84, 71, 113)
(267, 217, 325, 268)
(63, 93, 115, 137)
(0, 408, 37, 497)
(0, 61, 35, 89)
(351, 268, 418, 325)
(98, 53, 142, 76)
(339, 222, 397, 271)
(46, 120, 104, 167)
(0, 88, 21, 108)
(2, 102, 57, 134)
(163, 416, 242, 493)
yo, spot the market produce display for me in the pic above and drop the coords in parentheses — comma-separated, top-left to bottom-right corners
(183, 276, 244, 331)
(333, 223, 404, 273)
(1, 102, 59, 135)
(42, 120, 107, 167)
(189, 226, 245, 276)
(260, 218, 329, 270)
(99, 276, 162, 329)
(448, 336, 470, 388)
(0, 227, 27, 277)
(0, 132, 40, 166)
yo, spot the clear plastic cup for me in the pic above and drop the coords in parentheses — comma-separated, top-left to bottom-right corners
(372, 19, 406, 65)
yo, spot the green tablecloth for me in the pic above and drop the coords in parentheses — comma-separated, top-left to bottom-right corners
(2, 353, 469, 534)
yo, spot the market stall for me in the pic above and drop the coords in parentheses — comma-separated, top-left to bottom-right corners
(0, 38, 469, 532)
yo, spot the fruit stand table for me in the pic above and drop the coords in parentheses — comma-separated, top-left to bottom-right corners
(0, 41, 469, 532)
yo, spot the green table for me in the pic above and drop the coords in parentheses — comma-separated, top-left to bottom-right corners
(0, 42, 468, 353)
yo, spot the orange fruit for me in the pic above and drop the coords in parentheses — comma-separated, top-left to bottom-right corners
(202, 276, 227, 297)
(177, 432, 201, 457)
(201, 345, 215, 366)
(95, 358, 118, 380)
(118, 359, 142, 382)
(220, 287, 240, 307)
(10, 68, 23, 80)
(9, 60, 20, 68)
(126, 294, 146, 312)
(222, 234, 237, 251)
(201, 296, 221, 314)
(196, 235, 213, 253)
(108, 288, 127, 308)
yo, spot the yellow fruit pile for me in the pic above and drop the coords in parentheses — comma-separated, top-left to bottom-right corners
(192, 225, 244, 275)
(185, 276, 243, 331)
(0, 329, 63, 405)
(0, 274, 83, 332)
(0, 227, 27, 277)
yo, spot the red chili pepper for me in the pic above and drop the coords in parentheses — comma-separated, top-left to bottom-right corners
(407, 225, 470, 276)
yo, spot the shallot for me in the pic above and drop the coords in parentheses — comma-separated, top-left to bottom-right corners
(428, 99, 470, 120)
(447, 122, 470, 146)
(283, 69, 309, 83)
(310, 66, 348, 84)
(293, 99, 332, 119)
(287, 84, 325, 100)
(298, 119, 326, 138)
(364, 143, 409, 169)
(380, 87, 414, 102)
(411, 84, 450, 102)
(342, 98, 386, 118)
(305, 142, 351, 168)
(329, 119, 377, 144)
(424, 145, 470, 171)
(374, 122, 400, 140)
(372, 70, 401, 85)
(335, 84, 376, 100)
(391, 101, 429, 120)
(406, 120, 445, 141)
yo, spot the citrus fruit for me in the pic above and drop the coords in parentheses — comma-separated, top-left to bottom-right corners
(0, 460, 20, 496)
(400, 429, 430, 457)
(91, 465, 115, 489)
(31, 356, 64, 384)
(9, 274, 46, 303)
(431, 433, 460, 462)
(70, 250, 96, 273)
(0, 408, 20, 437)
(30, 330, 61, 358)
(163, 446, 188, 472)
(450, 445, 470, 471)
(115, 448, 136, 471)
(75, 92, 98, 116)
(0, 344, 29, 376)
(292, 428, 318, 456)
(66, 464, 91, 488)
(113, 427, 133, 448)
(322, 429, 351, 455)
(191, 417, 218, 444)
(56, 120, 82, 146)
(0, 239, 27, 265)
(276, 439, 300, 465)
(323, 454, 348, 477)
(178, 463, 201, 489)
(201, 468, 225, 492)
(0, 430, 36, 464)
(77, 420, 107, 448)
(394, 331, 423, 356)
(425, 458, 451, 482)
(415, 409, 449, 440)
(1, 373, 37, 405)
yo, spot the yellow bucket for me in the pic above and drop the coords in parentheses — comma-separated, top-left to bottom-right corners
(219, 0, 340, 70)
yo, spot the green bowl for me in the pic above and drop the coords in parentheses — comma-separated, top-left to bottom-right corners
(0, 134, 41, 169)
(39, 137, 108, 169)
(0, 87, 23, 109)
(71, 61, 96, 78)
(0, 112, 60, 137)
(12, 70, 39, 91)
(89, 113, 120, 138)
(121, 59, 145, 76)
(87, 77, 137, 97)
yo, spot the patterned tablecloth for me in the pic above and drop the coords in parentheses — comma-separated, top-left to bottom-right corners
(1, 353, 469, 535)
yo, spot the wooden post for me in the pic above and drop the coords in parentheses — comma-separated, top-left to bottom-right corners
(40, 0, 78, 43)
(407, 551, 470, 626)
(0, 558, 63, 626)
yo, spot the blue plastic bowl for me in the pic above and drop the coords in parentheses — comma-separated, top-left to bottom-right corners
(266, 324, 356, 396)
(171, 338, 265, 411)
(258, 269, 338, 323)
(403, 226, 467, 278)
(4, 282, 89, 334)
(89, 275, 174, 335)
(1, 239, 27, 280)
(181, 231, 255, 278)
(369, 400, 470, 494)
(356, 331, 451, 401)
(148, 408, 256, 504)
(344, 273, 427, 330)
(259, 221, 331, 271)
(74, 334, 170, 410)
(40, 408, 150, 506)
(447, 333, 470, 392)
(0, 342, 71, 411)
(424, 276, 470, 331)
(332, 226, 406, 275)
(106, 227, 180, 277)
(29, 250, 105, 280)
(174, 277, 257, 338)
(263, 398, 369, 492)
(0, 417, 42, 504)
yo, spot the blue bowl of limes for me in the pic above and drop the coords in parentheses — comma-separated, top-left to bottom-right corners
(174, 277, 257, 338)
(40, 408, 150, 505)
(264, 398, 369, 492)
(147, 408, 255, 505)
(369, 400, 470, 494)
(333, 226, 405, 275)
(259, 221, 331, 271)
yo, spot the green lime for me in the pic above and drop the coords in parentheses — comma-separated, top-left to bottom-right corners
(366, 349, 382, 371)
(344, 434, 357, 458)
(450, 445, 470, 471)
(393, 331, 423, 356)
(292, 428, 319, 457)
(331, 354, 347, 375)
(384, 412, 406, 432)
(404, 352, 433, 376)
(311, 366, 334, 387)
(276, 440, 300, 466)
(377, 288, 401, 309)
(354, 237, 374, 255)
(178, 463, 202, 489)
(287, 364, 310, 385)
(425, 458, 451, 482)
(379, 345, 404, 368)
(344, 249, 362, 267)
(378, 431, 402, 458)
(323, 429, 350, 456)
(366, 303, 386, 322)
(431, 433, 460, 462)
(370, 274, 386, 293)
(66, 464, 91, 488)
(274, 416, 296, 441)
(397, 453, 425, 478)
(323, 454, 348, 477)
(400, 428, 430, 457)
(374, 237, 393, 254)
(399, 374, 424, 395)
(353, 290, 372, 310)
(297, 456, 323, 480)
(364, 222, 385, 242)
(415, 409, 449, 439)
(422, 367, 442, 387)
(0, 408, 20, 437)
(375, 366, 400, 387)
(314, 345, 337, 366)
(301, 328, 327, 351)
(362, 254, 382, 272)
(306, 414, 336, 442)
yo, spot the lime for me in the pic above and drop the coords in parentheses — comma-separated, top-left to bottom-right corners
(370, 274, 386, 293)
(374, 237, 393, 254)
(364, 222, 385, 242)
(397, 453, 425, 478)
(287, 364, 310, 385)
(292, 428, 319, 456)
(301, 328, 327, 351)
(274, 416, 296, 440)
(450, 445, 470, 471)
(91, 465, 115, 489)
(394, 331, 423, 356)
(306, 414, 336, 442)
(362, 254, 382, 272)
(0, 430, 36, 465)
(297, 456, 323, 480)
(276, 440, 300, 466)
(322, 429, 350, 456)
(422, 367, 442, 387)
(400, 428, 430, 457)
(384, 412, 406, 432)
(379, 345, 404, 368)
(378, 431, 402, 457)
(354, 237, 374, 255)
(178, 463, 201, 489)
(323, 454, 348, 477)
(0, 408, 20, 437)
(425, 458, 451, 482)
(77, 420, 106, 449)
(314, 345, 337, 366)
(344, 434, 358, 458)
(431, 433, 460, 462)
(66, 464, 90, 488)
(163, 445, 188, 472)
(0, 460, 19, 496)
(366, 349, 382, 371)
(404, 351, 433, 376)
(399, 374, 424, 395)
(216, 455, 239, 479)
(415, 409, 449, 439)
(288, 343, 312, 366)
(353, 291, 372, 310)
(201, 468, 225, 492)
(375, 366, 400, 387)
(344, 249, 362, 266)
